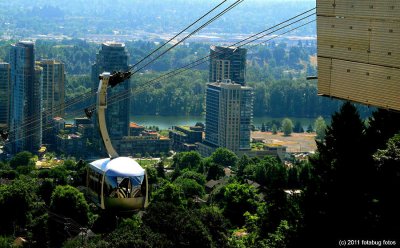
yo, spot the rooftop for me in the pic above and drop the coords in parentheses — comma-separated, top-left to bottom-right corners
(103, 42, 125, 47)
(130, 122, 144, 129)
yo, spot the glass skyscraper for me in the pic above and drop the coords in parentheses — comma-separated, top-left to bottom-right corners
(39, 59, 65, 118)
(204, 81, 253, 153)
(200, 45, 253, 156)
(9, 41, 42, 153)
(38, 59, 65, 145)
(0, 62, 10, 128)
(209, 46, 247, 86)
(91, 42, 130, 142)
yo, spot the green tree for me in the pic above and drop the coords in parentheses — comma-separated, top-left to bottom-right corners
(261, 123, 266, 132)
(38, 178, 55, 205)
(254, 156, 287, 189)
(0, 177, 37, 234)
(146, 166, 158, 185)
(303, 102, 369, 244)
(152, 182, 184, 206)
(306, 123, 313, 133)
(366, 109, 400, 154)
(197, 206, 229, 248)
(143, 202, 213, 247)
(176, 170, 206, 185)
(156, 161, 166, 179)
(210, 148, 238, 168)
(173, 151, 202, 171)
(206, 162, 225, 181)
(174, 178, 205, 198)
(293, 120, 304, 133)
(272, 124, 278, 135)
(0, 236, 12, 248)
(237, 155, 252, 179)
(48, 185, 89, 247)
(281, 118, 293, 136)
(217, 183, 260, 226)
(373, 134, 400, 237)
(314, 116, 326, 141)
(50, 185, 89, 225)
(9, 151, 33, 168)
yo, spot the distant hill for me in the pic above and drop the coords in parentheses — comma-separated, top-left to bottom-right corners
(0, 0, 316, 39)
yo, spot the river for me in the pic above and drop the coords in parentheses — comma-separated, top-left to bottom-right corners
(131, 115, 323, 130)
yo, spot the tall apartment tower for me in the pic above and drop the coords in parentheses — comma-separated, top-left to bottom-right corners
(38, 59, 65, 145)
(0, 62, 10, 128)
(9, 41, 42, 153)
(202, 81, 253, 153)
(209, 46, 247, 86)
(39, 59, 65, 118)
(91, 42, 130, 140)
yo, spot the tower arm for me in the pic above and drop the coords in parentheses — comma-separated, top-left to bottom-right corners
(97, 72, 119, 159)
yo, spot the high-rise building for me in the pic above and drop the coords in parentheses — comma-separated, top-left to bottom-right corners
(209, 46, 247, 86)
(9, 41, 42, 153)
(38, 59, 65, 118)
(38, 60, 65, 146)
(91, 42, 130, 142)
(0, 62, 10, 128)
(199, 80, 253, 155)
(29, 65, 43, 151)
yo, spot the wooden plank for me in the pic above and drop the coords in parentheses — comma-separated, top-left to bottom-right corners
(370, 19, 400, 67)
(335, 0, 374, 18)
(373, 0, 400, 19)
(318, 16, 371, 62)
(328, 59, 400, 110)
(317, 57, 332, 95)
(319, 0, 400, 19)
(317, 0, 335, 16)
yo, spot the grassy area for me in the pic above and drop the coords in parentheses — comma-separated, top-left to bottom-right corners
(158, 130, 169, 137)
(251, 131, 317, 153)
(137, 159, 158, 168)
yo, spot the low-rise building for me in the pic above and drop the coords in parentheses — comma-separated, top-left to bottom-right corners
(42, 117, 66, 149)
(169, 125, 203, 152)
(56, 133, 85, 157)
(118, 135, 170, 157)
(129, 122, 145, 136)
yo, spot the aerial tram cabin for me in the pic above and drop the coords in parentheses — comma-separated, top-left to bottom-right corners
(86, 157, 148, 211)
(85, 72, 149, 211)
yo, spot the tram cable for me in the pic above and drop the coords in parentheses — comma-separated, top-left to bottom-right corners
(103, 19, 316, 115)
(1, 0, 239, 139)
(89, 10, 317, 114)
(3, 8, 315, 146)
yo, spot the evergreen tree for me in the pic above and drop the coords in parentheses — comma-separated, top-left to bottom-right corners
(302, 102, 370, 244)
(272, 124, 278, 135)
(157, 161, 166, 179)
(373, 134, 400, 238)
(293, 120, 304, 133)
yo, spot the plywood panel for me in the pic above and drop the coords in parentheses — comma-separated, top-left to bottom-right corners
(373, 0, 400, 19)
(317, 57, 332, 95)
(328, 59, 400, 110)
(335, 0, 374, 18)
(316, 0, 400, 111)
(317, 0, 335, 16)
(318, 0, 400, 19)
(318, 16, 371, 62)
(369, 19, 400, 67)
